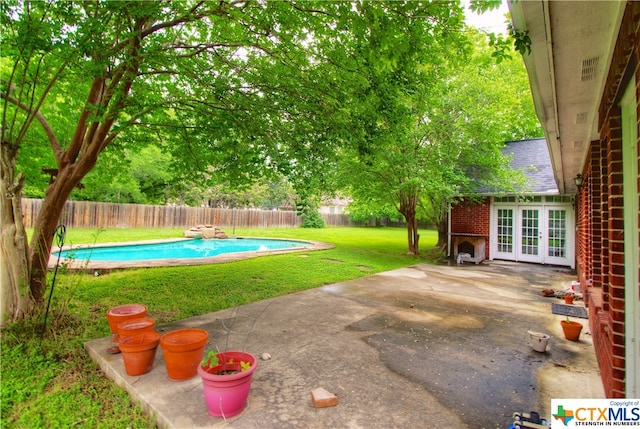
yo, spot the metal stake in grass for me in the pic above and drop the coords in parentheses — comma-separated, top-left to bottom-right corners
(41, 224, 66, 338)
(219, 302, 271, 352)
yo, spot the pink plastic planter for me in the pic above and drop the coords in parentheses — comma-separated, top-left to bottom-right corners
(197, 351, 258, 418)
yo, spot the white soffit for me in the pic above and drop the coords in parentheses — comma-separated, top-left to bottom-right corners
(509, 0, 625, 194)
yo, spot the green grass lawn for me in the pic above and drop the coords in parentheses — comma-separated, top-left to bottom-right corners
(1, 226, 439, 428)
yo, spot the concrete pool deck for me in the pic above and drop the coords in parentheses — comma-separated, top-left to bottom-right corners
(86, 261, 604, 428)
(48, 237, 333, 271)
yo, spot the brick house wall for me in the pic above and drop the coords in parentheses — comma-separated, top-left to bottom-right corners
(579, 2, 640, 398)
(576, 150, 592, 284)
(449, 197, 491, 259)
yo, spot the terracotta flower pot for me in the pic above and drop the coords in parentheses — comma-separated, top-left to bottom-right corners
(106, 304, 148, 354)
(198, 351, 257, 418)
(119, 331, 161, 376)
(561, 320, 583, 341)
(564, 294, 574, 304)
(117, 318, 156, 341)
(160, 328, 208, 381)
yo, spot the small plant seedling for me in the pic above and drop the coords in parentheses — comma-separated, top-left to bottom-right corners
(201, 351, 252, 373)
(202, 350, 219, 368)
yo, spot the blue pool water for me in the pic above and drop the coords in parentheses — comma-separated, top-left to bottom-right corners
(55, 238, 308, 262)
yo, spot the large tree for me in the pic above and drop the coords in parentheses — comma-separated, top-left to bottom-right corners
(418, 30, 541, 247)
(334, 1, 469, 255)
(340, 28, 541, 254)
(1, 1, 469, 326)
(0, 1, 323, 326)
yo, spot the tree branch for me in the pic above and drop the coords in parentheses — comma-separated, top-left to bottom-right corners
(0, 93, 62, 160)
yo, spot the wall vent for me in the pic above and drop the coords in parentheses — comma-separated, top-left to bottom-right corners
(581, 56, 599, 82)
(576, 112, 587, 124)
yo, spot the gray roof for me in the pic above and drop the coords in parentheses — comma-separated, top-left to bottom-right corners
(503, 138, 559, 194)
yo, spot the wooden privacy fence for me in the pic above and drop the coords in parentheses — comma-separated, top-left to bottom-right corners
(20, 199, 356, 229)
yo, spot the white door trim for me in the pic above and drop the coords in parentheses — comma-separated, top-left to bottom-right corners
(490, 198, 574, 268)
(620, 76, 639, 397)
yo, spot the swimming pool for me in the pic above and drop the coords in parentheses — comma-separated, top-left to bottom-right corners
(51, 237, 333, 270)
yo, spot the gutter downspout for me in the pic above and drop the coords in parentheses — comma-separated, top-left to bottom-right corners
(508, 0, 565, 194)
(541, 0, 565, 195)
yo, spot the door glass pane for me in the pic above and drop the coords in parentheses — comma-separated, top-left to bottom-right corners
(521, 209, 539, 255)
(547, 209, 566, 257)
(497, 209, 514, 253)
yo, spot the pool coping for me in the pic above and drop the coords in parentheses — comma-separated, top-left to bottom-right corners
(48, 236, 334, 271)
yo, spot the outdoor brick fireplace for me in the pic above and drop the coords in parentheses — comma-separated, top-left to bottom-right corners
(451, 234, 487, 264)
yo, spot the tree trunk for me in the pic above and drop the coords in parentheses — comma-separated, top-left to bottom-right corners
(29, 168, 83, 304)
(1, 140, 33, 327)
(429, 200, 448, 253)
(1, 16, 145, 327)
(436, 215, 448, 252)
(409, 215, 420, 255)
(0, 192, 33, 326)
(1, 77, 113, 326)
(399, 192, 420, 255)
(0, 152, 87, 327)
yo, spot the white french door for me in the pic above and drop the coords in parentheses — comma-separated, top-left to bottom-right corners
(544, 207, 571, 266)
(495, 207, 516, 260)
(518, 207, 543, 263)
(491, 202, 574, 267)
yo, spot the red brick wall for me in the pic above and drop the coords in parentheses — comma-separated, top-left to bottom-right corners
(581, 1, 640, 398)
(576, 151, 592, 288)
(581, 150, 593, 287)
(450, 198, 491, 259)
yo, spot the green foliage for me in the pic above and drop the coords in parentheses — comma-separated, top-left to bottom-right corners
(468, 0, 504, 14)
(0, 315, 153, 428)
(2, 0, 539, 326)
(201, 351, 251, 373)
(296, 196, 325, 228)
(488, 32, 513, 63)
(201, 350, 219, 369)
(327, 1, 468, 253)
(301, 211, 325, 229)
(200, 178, 296, 210)
(489, 25, 532, 63)
(2, 0, 475, 208)
(346, 200, 398, 224)
(340, 27, 540, 250)
(2, 227, 435, 426)
(300, 209, 325, 229)
(468, 0, 532, 62)
(47, 227, 435, 318)
(510, 24, 533, 56)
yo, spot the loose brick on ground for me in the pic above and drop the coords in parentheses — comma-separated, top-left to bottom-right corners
(311, 387, 338, 408)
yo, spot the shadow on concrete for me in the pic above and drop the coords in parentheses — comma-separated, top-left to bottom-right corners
(86, 261, 604, 428)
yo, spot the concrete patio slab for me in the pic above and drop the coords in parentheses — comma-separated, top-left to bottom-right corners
(86, 261, 604, 428)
